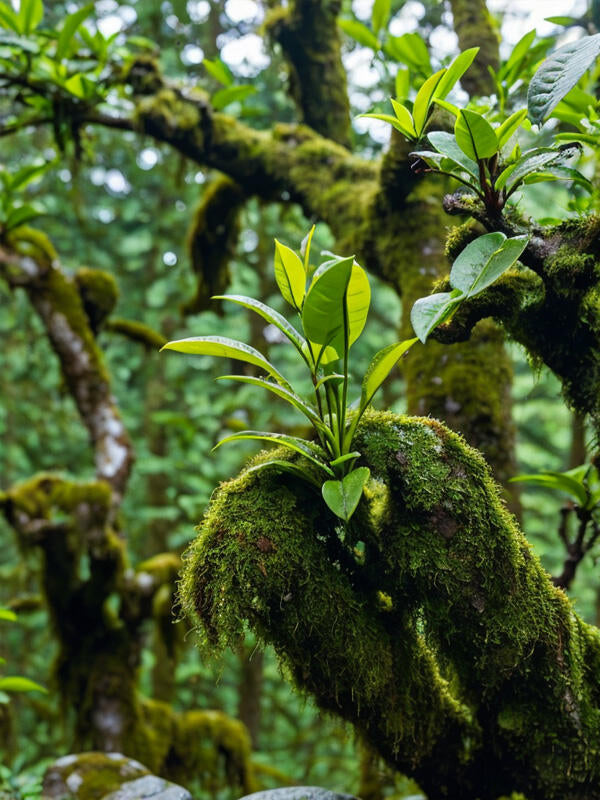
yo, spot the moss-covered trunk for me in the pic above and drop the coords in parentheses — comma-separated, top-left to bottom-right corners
(180, 411, 600, 800)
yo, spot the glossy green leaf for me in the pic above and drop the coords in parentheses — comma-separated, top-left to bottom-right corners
(5, 204, 44, 231)
(371, 0, 390, 35)
(322, 467, 370, 521)
(330, 451, 361, 468)
(301, 224, 315, 273)
(213, 431, 334, 475)
(10, 162, 49, 192)
(528, 34, 600, 125)
(510, 472, 588, 506)
(435, 47, 479, 99)
(338, 19, 379, 50)
(496, 109, 528, 149)
(345, 262, 371, 349)
(274, 239, 306, 310)
(427, 131, 479, 179)
(161, 335, 291, 388)
(203, 57, 233, 86)
(56, 3, 94, 60)
(0, 608, 17, 622)
(212, 85, 256, 110)
(0, 676, 47, 693)
(496, 144, 582, 192)
(359, 338, 417, 412)
(214, 295, 306, 354)
(383, 32, 430, 74)
(359, 112, 416, 139)
(410, 290, 463, 343)
(413, 69, 445, 137)
(498, 29, 535, 85)
(395, 68, 409, 101)
(215, 375, 322, 426)
(522, 166, 592, 191)
(302, 256, 354, 353)
(17, 0, 42, 34)
(455, 110, 498, 161)
(0, 3, 20, 33)
(450, 233, 528, 298)
(245, 459, 321, 488)
(390, 99, 416, 138)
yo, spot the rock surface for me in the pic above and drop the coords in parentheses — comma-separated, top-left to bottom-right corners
(42, 753, 191, 800)
(239, 788, 359, 800)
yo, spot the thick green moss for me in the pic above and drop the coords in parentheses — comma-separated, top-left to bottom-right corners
(105, 317, 166, 349)
(183, 176, 245, 315)
(448, 0, 499, 96)
(180, 411, 600, 799)
(75, 268, 119, 333)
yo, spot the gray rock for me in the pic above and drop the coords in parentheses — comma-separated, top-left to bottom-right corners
(102, 775, 192, 800)
(239, 788, 359, 800)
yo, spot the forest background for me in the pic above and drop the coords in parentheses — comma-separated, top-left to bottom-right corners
(0, 0, 596, 798)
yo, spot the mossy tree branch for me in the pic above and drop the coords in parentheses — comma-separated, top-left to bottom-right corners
(264, 0, 351, 147)
(448, 0, 499, 96)
(180, 411, 600, 800)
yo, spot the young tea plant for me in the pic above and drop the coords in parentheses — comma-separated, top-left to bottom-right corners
(162, 229, 416, 522)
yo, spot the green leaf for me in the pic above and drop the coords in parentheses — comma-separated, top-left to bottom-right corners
(345, 261, 371, 349)
(0, 676, 47, 693)
(522, 165, 591, 191)
(17, 0, 42, 34)
(301, 224, 315, 273)
(215, 375, 322, 426)
(213, 431, 334, 476)
(10, 162, 49, 191)
(495, 108, 527, 149)
(435, 47, 479, 99)
(5, 204, 44, 231)
(371, 0, 390, 36)
(359, 112, 416, 139)
(274, 239, 306, 311)
(302, 256, 354, 355)
(212, 85, 255, 110)
(450, 233, 528, 298)
(413, 69, 445, 137)
(496, 144, 582, 192)
(498, 29, 535, 85)
(322, 467, 370, 521)
(359, 338, 417, 412)
(390, 99, 416, 138)
(203, 57, 233, 86)
(56, 3, 94, 61)
(455, 109, 498, 161)
(410, 290, 463, 343)
(0, 608, 17, 622)
(545, 16, 577, 26)
(338, 19, 379, 50)
(510, 472, 588, 506)
(63, 73, 96, 99)
(330, 451, 361, 468)
(528, 34, 600, 125)
(161, 335, 291, 388)
(384, 32, 430, 74)
(214, 294, 306, 354)
(427, 131, 479, 179)
(245, 459, 321, 488)
(0, 2, 20, 33)
(395, 68, 409, 101)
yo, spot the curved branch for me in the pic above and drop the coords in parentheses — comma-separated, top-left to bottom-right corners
(265, 0, 351, 147)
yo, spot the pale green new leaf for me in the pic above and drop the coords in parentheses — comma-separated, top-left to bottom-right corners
(359, 338, 417, 412)
(161, 336, 291, 388)
(359, 112, 416, 139)
(496, 108, 528, 149)
(455, 110, 498, 161)
(274, 239, 306, 310)
(214, 295, 306, 355)
(0, 608, 17, 622)
(391, 99, 416, 138)
(203, 57, 233, 86)
(17, 0, 42, 34)
(345, 262, 371, 349)
(338, 18, 379, 50)
(302, 256, 354, 352)
(0, 2, 20, 33)
(371, 0, 390, 35)
(413, 69, 445, 136)
(0, 676, 47, 693)
(301, 224, 315, 273)
(435, 47, 479, 99)
(410, 290, 463, 343)
(322, 467, 370, 521)
(213, 431, 334, 475)
(212, 85, 256, 110)
(56, 3, 94, 60)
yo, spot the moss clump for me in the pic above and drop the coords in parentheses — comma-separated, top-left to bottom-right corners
(135, 89, 202, 133)
(105, 317, 166, 349)
(183, 176, 245, 315)
(42, 752, 150, 800)
(75, 268, 119, 333)
(448, 0, 499, 95)
(180, 411, 600, 799)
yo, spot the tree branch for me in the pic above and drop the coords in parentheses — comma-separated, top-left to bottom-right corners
(448, 0, 499, 96)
